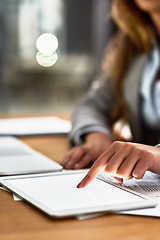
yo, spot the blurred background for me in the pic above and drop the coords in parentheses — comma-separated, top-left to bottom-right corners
(0, 0, 114, 115)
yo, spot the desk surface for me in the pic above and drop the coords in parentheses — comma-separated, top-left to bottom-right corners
(1, 135, 160, 240)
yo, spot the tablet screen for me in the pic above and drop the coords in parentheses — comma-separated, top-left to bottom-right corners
(1, 172, 153, 217)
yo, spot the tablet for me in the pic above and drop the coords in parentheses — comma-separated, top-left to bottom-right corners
(0, 171, 156, 218)
(0, 137, 62, 176)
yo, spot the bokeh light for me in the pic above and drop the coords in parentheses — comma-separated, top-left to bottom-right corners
(36, 51, 58, 67)
(36, 33, 58, 55)
(36, 33, 59, 67)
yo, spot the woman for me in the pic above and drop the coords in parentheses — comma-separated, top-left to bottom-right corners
(61, 0, 160, 186)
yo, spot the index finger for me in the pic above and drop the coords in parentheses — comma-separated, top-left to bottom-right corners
(76, 153, 109, 188)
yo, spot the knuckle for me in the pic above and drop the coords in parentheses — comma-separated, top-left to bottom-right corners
(132, 170, 144, 179)
(131, 146, 144, 158)
(112, 141, 123, 151)
(112, 141, 122, 147)
(116, 166, 133, 179)
(76, 146, 85, 153)
(125, 142, 133, 148)
(112, 141, 133, 151)
(143, 150, 154, 160)
(117, 169, 128, 179)
(122, 142, 133, 152)
(132, 147, 141, 156)
(73, 146, 80, 151)
(105, 165, 115, 175)
(74, 147, 87, 158)
(93, 160, 101, 169)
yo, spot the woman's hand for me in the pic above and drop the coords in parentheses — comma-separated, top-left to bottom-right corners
(61, 132, 112, 170)
(77, 141, 160, 188)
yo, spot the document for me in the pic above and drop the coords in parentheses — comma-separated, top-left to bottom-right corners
(0, 116, 71, 136)
(122, 172, 160, 217)
(99, 171, 160, 217)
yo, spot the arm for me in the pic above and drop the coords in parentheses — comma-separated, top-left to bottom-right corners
(70, 76, 116, 145)
(61, 75, 116, 169)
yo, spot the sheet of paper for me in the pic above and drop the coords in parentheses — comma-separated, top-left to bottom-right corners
(0, 116, 71, 135)
(0, 187, 22, 201)
(99, 171, 160, 217)
(121, 172, 160, 217)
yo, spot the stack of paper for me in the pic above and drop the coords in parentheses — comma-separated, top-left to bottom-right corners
(0, 116, 71, 136)
(98, 171, 160, 218)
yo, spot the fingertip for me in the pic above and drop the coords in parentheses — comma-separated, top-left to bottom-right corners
(77, 179, 85, 188)
(73, 163, 80, 169)
(113, 177, 123, 185)
(60, 158, 68, 167)
(64, 163, 73, 170)
(117, 179, 123, 185)
(61, 162, 68, 168)
(77, 174, 92, 188)
(60, 161, 65, 167)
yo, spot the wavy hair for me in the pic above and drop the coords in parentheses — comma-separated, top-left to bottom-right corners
(106, 0, 153, 138)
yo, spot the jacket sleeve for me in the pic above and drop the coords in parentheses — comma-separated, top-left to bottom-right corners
(69, 74, 116, 145)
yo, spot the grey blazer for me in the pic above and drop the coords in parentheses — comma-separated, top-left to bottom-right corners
(70, 53, 149, 145)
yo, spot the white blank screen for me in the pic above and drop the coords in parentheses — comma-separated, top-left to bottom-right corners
(5, 173, 144, 212)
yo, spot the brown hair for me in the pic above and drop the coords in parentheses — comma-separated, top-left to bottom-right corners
(105, 0, 153, 138)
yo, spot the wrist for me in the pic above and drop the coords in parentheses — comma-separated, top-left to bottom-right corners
(84, 132, 112, 149)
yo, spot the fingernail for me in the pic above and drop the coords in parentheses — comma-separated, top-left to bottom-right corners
(60, 160, 66, 166)
(61, 162, 72, 169)
(73, 163, 79, 169)
(77, 179, 85, 188)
